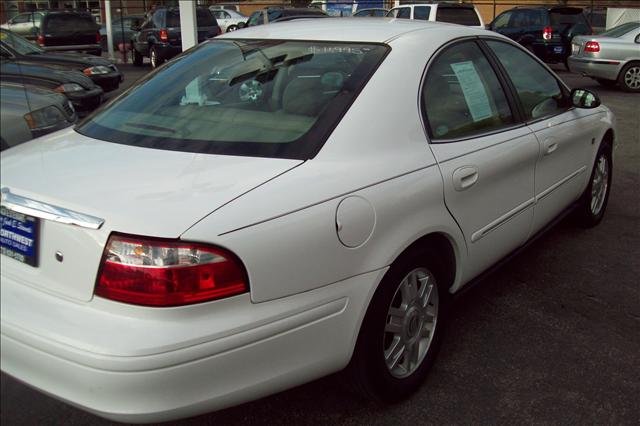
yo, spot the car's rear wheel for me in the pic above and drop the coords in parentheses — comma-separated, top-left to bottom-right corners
(575, 141, 612, 228)
(596, 78, 617, 88)
(150, 45, 162, 69)
(348, 246, 449, 402)
(618, 62, 640, 92)
(132, 45, 143, 66)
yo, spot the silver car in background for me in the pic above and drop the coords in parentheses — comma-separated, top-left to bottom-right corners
(568, 21, 640, 92)
(0, 82, 76, 151)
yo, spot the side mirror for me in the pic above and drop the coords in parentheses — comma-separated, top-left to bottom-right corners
(571, 88, 601, 109)
(237, 21, 246, 29)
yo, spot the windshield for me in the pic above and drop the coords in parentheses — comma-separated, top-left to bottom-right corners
(600, 21, 640, 37)
(77, 40, 388, 159)
(43, 14, 97, 31)
(0, 29, 44, 55)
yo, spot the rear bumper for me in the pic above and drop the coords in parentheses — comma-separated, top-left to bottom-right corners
(532, 42, 570, 63)
(567, 56, 623, 81)
(0, 267, 383, 423)
(154, 43, 182, 61)
(43, 44, 101, 53)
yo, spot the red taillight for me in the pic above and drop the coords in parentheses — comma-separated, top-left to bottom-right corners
(543, 26, 553, 41)
(37, 35, 45, 46)
(159, 29, 169, 42)
(584, 41, 600, 52)
(95, 234, 248, 307)
(96, 31, 101, 43)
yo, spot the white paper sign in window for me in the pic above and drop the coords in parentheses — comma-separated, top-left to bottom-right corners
(450, 61, 493, 122)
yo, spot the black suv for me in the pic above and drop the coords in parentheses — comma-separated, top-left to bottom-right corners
(131, 7, 220, 69)
(35, 10, 101, 56)
(488, 7, 592, 66)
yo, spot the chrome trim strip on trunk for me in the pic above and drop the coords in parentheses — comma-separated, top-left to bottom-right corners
(1, 188, 104, 230)
(471, 198, 535, 243)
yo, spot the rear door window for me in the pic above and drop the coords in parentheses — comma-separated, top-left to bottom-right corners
(422, 41, 514, 140)
(436, 7, 480, 26)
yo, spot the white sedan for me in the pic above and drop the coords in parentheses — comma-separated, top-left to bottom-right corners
(0, 19, 614, 423)
(209, 8, 247, 32)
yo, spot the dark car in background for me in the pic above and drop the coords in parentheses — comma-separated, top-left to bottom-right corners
(1, 82, 76, 151)
(34, 10, 101, 56)
(244, 7, 327, 27)
(1, 29, 122, 92)
(488, 6, 592, 67)
(0, 59, 103, 114)
(131, 7, 220, 68)
(353, 8, 388, 17)
(99, 14, 144, 50)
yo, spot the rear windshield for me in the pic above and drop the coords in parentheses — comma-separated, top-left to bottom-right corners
(600, 21, 640, 37)
(550, 9, 588, 25)
(43, 13, 96, 31)
(436, 7, 480, 26)
(77, 40, 388, 159)
(166, 9, 216, 27)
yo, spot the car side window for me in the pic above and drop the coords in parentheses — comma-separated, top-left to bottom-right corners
(397, 8, 411, 19)
(12, 14, 29, 24)
(486, 40, 569, 121)
(422, 41, 515, 141)
(414, 6, 430, 21)
(492, 12, 511, 29)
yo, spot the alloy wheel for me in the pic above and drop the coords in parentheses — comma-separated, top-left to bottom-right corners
(383, 268, 438, 379)
(590, 154, 609, 216)
(624, 66, 640, 90)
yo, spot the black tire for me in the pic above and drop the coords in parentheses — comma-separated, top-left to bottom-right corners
(226, 25, 238, 32)
(617, 62, 640, 92)
(347, 246, 450, 403)
(575, 140, 613, 228)
(150, 45, 162, 69)
(132, 45, 143, 66)
(596, 78, 617, 88)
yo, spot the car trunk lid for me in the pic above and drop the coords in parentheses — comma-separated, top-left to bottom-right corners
(0, 129, 302, 302)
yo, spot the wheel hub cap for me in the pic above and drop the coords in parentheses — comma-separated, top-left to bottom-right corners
(384, 268, 439, 378)
(625, 66, 640, 89)
(590, 154, 609, 215)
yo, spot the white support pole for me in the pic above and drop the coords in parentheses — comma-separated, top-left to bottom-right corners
(105, 0, 114, 61)
(179, 0, 198, 52)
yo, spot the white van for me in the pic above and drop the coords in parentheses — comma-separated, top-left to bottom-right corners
(387, 2, 485, 28)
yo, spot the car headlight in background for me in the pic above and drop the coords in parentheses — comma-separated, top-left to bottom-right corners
(53, 83, 84, 93)
(24, 105, 67, 131)
(83, 65, 111, 76)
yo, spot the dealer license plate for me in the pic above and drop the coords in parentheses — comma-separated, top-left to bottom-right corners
(0, 206, 39, 267)
(554, 46, 564, 54)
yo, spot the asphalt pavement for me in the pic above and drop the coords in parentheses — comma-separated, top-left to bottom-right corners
(1, 64, 639, 426)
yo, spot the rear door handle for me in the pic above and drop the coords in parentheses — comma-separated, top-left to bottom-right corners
(452, 166, 479, 191)
(543, 138, 558, 156)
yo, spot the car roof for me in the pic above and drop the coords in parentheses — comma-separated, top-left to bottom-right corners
(393, 2, 475, 9)
(219, 17, 481, 43)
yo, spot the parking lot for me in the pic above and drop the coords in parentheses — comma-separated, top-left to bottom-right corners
(1, 63, 639, 425)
